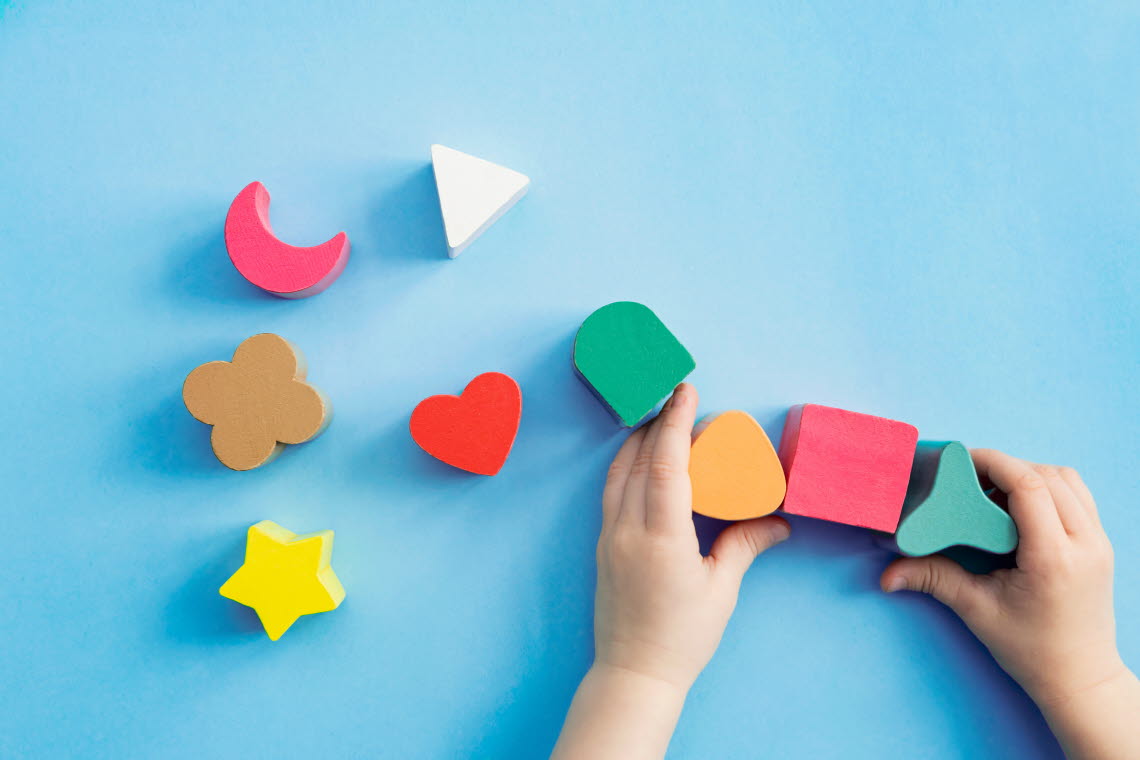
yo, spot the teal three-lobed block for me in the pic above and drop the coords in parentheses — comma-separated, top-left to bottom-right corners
(893, 441, 1019, 557)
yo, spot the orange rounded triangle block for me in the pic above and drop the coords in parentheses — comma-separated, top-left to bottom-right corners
(690, 411, 786, 521)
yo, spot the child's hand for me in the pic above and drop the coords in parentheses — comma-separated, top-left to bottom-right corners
(552, 384, 791, 759)
(881, 449, 1124, 705)
(881, 448, 1140, 760)
(593, 383, 791, 691)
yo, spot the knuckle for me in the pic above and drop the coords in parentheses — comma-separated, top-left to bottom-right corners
(1051, 547, 1078, 575)
(643, 535, 677, 560)
(919, 565, 971, 612)
(948, 579, 978, 616)
(934, 569, 971, 610)
(1017, 470, 1048, 492)
(1094, 541, 1115, 571)
(748, 525, 783, 554)
(629, 452, 654, 477)
(1057, 466, 1081, 483)
(647, 460, 677, 482)
(605, 459, 630, 487)
(609, 530, 638, 560)
(743, 526, 779, 556)
(738, 528, 763, 557)
(917, 567, 939, 595)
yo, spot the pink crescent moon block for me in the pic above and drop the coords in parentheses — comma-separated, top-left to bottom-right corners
(224, 181, 351, 298)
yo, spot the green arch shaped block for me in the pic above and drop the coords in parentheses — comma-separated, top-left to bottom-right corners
(573, 302, 695, 427)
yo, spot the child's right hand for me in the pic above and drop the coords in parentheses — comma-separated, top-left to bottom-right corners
(880, 448, 1140, 760)
(881, 449, 1124, 704)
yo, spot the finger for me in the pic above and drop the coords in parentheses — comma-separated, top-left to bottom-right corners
(645, 384, 700, 535)
(708, 515, 791, 583)
(1034, 464, 1090, 536)
(970, 449, 1066, 553)
(1056, 466, 1101, 529)
(881, 555, 991, 623)
(602, 427, 647, 534)
(618, 398, 670, 529)
(691, 411, 720, 443)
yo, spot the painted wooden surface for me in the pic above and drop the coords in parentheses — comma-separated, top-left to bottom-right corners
(778, 404, 918, 532)
(690, 411, 786, 521)
(431, 144, 529, 258)
(893, 441, 1019, 557)
(573, 301, 695, 427)
(410, 372, 522, 475)
(219, 520, 345, 641)
(182, 334, 331, 470)
(224, 181, 350, 297)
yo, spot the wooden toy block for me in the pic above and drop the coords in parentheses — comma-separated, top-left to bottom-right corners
(224, 181, 350, 298)
(182, 334, 331, 471)
(219, 520, 345, 641)
(778, 404, 918, 532)
(430, 144, 530, 258)
(410, 372, 522, 475)
(690, 411, 786, 521)
(573, 302, 695, 427)
(893, 441, 1019, 557)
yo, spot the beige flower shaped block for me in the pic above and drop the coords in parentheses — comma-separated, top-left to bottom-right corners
(182, 333, 332, 470)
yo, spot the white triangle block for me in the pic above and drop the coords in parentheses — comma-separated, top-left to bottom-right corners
(431, 144, 530, 258)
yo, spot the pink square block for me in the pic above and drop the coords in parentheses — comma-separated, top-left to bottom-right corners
(778, 404, 918, 532)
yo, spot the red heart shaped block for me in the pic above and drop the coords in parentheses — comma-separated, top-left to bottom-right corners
(410, 372, 522, 475)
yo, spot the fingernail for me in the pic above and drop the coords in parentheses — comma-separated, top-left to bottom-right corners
(883, 576, 906, 593)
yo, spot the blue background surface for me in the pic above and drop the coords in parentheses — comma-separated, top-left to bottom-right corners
(1, 2, 1137, 757)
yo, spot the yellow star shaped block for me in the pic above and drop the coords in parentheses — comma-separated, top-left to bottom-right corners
(220, 520, 345, 641)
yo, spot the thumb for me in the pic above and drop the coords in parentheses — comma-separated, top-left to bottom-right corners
(881, 555, 988, 621)
(709, 516, 791, 583)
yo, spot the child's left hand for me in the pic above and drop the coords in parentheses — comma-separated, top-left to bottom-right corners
(593, 383, 791, 691)
(553, 384, 791, 760)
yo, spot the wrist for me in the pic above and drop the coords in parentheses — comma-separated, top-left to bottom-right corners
(594, 637, 706, 693)
(1028, 651, 1129, 710)
(587, 661, 692, 707)
(551, 663, 689, 760)
(1029, 662, 1140, 760)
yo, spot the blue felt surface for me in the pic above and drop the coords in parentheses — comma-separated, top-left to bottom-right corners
(1, 2, 1137, 758)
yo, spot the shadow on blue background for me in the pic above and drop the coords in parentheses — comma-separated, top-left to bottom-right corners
(2, 1, 1136, 758)
(165, 531, 263, 644)
(165, 220, 276, 306)
(371, 163, 450, 264)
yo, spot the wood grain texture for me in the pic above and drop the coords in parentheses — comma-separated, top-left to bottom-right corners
(182, 333, 331, 470)
(777, 403, 917, 532)
(690, 411, 786, 521)
(224, 181, 350, 297)
(409, 372, 522, 475)
(573, 301, 695, 426)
